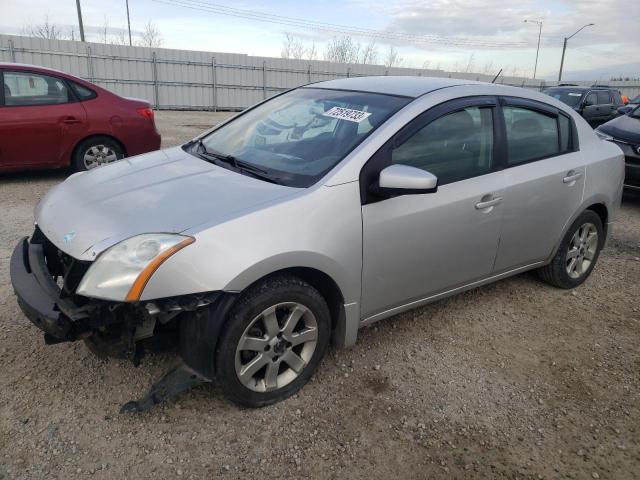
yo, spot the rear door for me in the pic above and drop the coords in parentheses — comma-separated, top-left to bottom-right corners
(0, 69, 87, 169)
(493, 98, 585, 272)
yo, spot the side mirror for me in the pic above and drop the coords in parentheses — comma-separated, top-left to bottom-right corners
(371, 164, 438, 197)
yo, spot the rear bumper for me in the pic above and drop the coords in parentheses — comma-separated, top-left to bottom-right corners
(10, 237, 88, 342)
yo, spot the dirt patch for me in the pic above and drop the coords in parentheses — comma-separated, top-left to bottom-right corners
(0, 111, 638, 479)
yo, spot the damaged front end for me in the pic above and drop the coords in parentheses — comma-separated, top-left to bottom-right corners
(10, 228, 234, 411)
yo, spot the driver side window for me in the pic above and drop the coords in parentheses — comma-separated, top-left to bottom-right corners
(391, 106, 494, 185)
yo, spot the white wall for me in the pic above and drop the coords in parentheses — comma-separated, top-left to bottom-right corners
(1, 34, 637, 110)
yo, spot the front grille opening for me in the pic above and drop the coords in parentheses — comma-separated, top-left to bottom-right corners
(32, 226, 92, 299)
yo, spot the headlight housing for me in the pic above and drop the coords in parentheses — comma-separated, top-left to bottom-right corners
(76, 233, 194, 301)
(594, 129, 614, 142)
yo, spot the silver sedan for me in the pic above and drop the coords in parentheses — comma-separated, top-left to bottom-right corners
(10, 76, 624, 409)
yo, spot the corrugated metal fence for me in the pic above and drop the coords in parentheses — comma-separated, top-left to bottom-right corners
(1, 34, 638, 110)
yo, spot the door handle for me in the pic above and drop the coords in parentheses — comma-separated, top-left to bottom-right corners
(62, 116, 82, 124)
(475, 196, 502, 210)
(563, 172, 583, 183)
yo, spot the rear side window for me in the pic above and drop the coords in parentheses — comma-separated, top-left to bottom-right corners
(585, 93, 598, 106)
(391, 106, 494, 185)
(559, 115, 572, 153)
(3, 71, 69, 106)
(503, 107, 559, 165)
(69, 81, 96, 101)
(597, 91, 611, 104)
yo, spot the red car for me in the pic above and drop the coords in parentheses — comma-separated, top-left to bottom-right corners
(0, 63, 161, 173)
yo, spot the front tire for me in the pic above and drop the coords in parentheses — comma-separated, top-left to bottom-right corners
(537, 210, 604, 289)
(215, 275, 330, 407)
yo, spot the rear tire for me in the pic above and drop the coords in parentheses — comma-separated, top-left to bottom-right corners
(537, 210, 604, 289)
(72, 136, 124, 172)
(215, 275, 331, 408)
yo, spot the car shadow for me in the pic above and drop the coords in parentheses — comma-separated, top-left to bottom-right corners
(0, 169, 70, 185)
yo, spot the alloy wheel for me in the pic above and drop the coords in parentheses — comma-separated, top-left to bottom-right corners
(235, 302, 318, 392)
(566, 222, 598, 279)
(83, 145, 118, 169)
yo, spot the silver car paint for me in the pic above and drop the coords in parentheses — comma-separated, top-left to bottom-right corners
(34, 78, 624, 348)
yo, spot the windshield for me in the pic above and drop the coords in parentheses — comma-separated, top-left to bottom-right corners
(630, 104, 640, 118)
(196, 88, 410, 187)
(630, 95, 640, 104)
(543, 88, 585, 107)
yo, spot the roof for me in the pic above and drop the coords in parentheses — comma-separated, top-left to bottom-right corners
(306, 76, 488, 98)
(0, 62, 72, 77)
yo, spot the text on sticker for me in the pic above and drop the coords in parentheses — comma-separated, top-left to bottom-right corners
(323, 106, 372, 123)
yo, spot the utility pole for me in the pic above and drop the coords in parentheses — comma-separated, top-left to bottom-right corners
(126, 0, 132, 46)
(524, 19, 542, 79)
(76, 0, 86, 42)
(558, 23, 595, 82)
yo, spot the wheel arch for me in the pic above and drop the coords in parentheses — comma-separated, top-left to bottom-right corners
(548, 199, 610, 261)
(234, 266, 351, 349)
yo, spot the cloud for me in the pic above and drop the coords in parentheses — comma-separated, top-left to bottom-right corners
(351, 0, 638, 50)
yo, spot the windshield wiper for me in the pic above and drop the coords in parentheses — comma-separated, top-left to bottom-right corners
(195, 139, 282, 184)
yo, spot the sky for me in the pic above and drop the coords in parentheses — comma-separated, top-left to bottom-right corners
(1, 0, 639, 80)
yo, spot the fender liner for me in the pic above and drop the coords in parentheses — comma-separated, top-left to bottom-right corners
(178, 292, 238, 380)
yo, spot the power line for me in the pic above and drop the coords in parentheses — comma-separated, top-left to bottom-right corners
(152, 0, 528, 49)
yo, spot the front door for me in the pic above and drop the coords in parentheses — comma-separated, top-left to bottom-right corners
(0, 69, 87, 168)
(360, 98, 505, 319)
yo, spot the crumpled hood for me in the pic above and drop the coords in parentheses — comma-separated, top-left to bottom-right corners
(35, 147, 296, 260)
(599, 114, 640, 144)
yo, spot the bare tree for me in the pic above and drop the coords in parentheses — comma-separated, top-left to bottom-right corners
(139, 21, 162, 48)
(464, 53, 475, 73)
(360, 40, 378, 65)
(25, 15, 64, 40)
(112, 31, 130, 46)
(422, 59, 431, 70)
(281, 33, 305, 59)
(383, 45, 403, 68)
(481, 60, 494, 75)
(98, 17, 110, 44)
(324, 36, 359, 64)
(306, 42, 318, 61)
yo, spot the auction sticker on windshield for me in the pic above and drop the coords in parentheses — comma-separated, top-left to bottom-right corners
(323, 106, 372, 123)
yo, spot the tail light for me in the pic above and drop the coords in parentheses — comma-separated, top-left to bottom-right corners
(136, 107, 155, 121)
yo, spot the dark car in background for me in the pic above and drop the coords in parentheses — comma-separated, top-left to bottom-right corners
(543, 85, 624, 127)
(0, 63, 161, 173)
(617, 94, 640, 115)
(596, 105, 640, 190)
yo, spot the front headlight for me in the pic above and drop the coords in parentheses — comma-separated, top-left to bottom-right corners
(76, 233, 194, 301)
(595, 129, 614, 142)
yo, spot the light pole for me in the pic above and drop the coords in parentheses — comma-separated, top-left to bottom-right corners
(75, 0, 85, 42)
(558, 23, 594, 82)
(126, 0, 132, 46)
(524, 19, 542, 79)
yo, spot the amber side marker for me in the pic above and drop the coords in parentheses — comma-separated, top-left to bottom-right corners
(125, 237, 195, 301)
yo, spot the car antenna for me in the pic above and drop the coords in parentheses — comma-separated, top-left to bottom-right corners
(491, 69, 503, 84)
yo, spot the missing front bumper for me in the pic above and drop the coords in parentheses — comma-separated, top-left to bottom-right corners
(10, 237, 89, 342)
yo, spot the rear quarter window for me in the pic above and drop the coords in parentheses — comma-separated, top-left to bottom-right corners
(69, 81, 97, 101)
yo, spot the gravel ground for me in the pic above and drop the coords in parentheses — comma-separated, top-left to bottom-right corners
(1, 110, 639, 479)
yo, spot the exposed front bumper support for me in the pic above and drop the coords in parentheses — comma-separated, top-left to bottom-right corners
(10, 237, 90, 342)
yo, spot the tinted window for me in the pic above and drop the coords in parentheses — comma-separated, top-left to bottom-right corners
(391, 106, 494, 185)
(585, 93, 598, 106)
(559, 115, 571, 152)
(597, 91, 611, 104)
(504, 107, 559, 165)
(200, 88, 410, 188)
(3, 71, 69, 106)
(70, 81, 96, 100)
(544, 88, 584, 107)
(612, 91, 622, 105)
